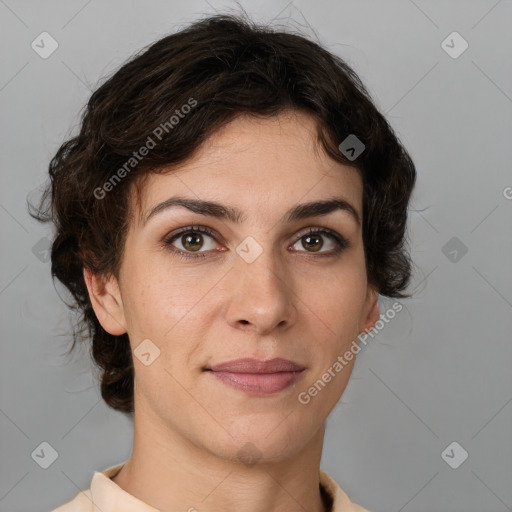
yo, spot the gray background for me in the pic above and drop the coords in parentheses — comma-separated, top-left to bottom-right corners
(1, 1, 511, 511)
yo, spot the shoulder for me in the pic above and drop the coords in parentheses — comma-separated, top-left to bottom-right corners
(320, 469, 371, 512)
(51, 488, 93, 512)
(50, 462, 125, 512)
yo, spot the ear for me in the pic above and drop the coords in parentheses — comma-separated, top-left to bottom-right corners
(360, 286, 380, 334)
(83, 267, 127, 335)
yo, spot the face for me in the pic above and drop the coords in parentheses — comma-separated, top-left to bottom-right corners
(86, 110, 379, 464)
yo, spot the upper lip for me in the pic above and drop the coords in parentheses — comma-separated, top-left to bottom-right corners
(206, 358, 305, 373)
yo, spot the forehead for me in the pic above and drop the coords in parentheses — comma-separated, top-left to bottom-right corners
(130, 110, 362, 226)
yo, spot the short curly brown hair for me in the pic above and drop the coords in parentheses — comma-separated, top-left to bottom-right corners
(30, 13, 416, 414)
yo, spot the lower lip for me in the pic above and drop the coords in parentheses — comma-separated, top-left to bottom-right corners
(207, 370, 304, 394)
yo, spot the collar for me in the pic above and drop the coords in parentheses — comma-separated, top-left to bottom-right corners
(54, 462, 370, 511)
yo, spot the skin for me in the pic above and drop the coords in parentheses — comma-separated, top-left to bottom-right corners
(84, 109, 380, 512)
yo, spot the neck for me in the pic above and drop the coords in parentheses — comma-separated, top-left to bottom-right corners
(112, 399, 329, 512)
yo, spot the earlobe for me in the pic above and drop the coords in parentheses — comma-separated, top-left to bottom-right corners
(361, 287, 380, 334)
(83, 267, 127, 336)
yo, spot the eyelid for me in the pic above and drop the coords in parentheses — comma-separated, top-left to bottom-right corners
(290, 226, 350, 253)
(293, 225, 345, 242)
(164, 224, 223, 245)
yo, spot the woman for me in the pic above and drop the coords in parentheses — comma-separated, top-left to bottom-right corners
(34, 13, 416, 512)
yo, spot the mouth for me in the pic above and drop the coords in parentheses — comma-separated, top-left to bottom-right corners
(204, 358, 306, 395)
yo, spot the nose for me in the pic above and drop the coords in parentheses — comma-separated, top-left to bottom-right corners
(224, 244, 297, 335)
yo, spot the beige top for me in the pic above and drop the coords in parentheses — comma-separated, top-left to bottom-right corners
(52, 462, 370, 512)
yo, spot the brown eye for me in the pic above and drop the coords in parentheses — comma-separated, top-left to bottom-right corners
(302, 234, 323, 252)
(182, 233, 204, 252)
(291, 228, 349, 256)
(165, 227, 218, 256)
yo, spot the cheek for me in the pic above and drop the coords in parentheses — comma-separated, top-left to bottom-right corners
(121, 236, 368, 343)
(120, 252, 220, 339)
(297, 256, 368, 333)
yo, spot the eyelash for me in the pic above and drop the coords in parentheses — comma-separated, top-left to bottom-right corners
(162, 224, 349, 261)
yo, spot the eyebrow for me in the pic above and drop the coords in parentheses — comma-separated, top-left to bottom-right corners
(143, 196, 360, 226)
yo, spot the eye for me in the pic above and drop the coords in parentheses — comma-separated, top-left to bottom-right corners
(290, 227, 348, 256)
(163, 225, 222, 259)
(163, 225, 349, 260)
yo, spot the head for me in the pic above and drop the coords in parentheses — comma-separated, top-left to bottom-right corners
(31, 14, 415, 462)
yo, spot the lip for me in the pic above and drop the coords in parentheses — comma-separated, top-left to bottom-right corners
(205, 358, 305, 395)
(206, 357, 305, 373)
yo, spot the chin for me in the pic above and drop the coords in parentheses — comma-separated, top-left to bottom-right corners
(199, 416, 318, 466)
